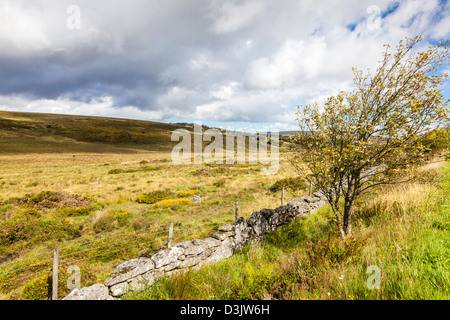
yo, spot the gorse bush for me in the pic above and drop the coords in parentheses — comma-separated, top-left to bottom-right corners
(136, 190, 174, 204)
(153, 199, 192, 209)
(177, 190, 200, 198)
(22, 265, 96, 300)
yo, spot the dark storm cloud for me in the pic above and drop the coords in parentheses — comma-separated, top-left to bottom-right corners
(0, 0, 449, 128)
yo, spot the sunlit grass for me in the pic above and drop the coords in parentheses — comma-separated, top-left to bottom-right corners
(124, 160, 450, 300)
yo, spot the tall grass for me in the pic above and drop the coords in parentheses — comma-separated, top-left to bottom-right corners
(124, 161, 450, 300)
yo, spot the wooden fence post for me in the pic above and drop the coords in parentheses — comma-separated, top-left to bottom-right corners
(309, 181, 312, 197)
(235, 201, 239, 222)
(52, 245, 59, 300)
(281, 187, 285, 206)
(167, 222, 174, 248)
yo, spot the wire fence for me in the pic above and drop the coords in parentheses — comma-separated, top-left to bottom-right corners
(0, 198, 247, 294)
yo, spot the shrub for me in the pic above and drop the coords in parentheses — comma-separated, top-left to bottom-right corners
(269, 177, 308, 192)
(177, 190, 200, 198)
(108, 168, 124, 174)
(136, 190, 174, 204)
(153, 199, 193, 208)
(0, 213, 79, 245)
(93, 213, 117, 233)
(235, 261, 275, 299)
(420, 128, 450, 154)
(307, 237, 366, 268)
(213, 179, 226, 188)
(22, 265, 96, 300)
(29, 191, 58, 204)
(19, 191, 91, 210)
(93, 210, 133, 233)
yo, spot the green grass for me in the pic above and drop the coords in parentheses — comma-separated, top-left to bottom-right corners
(123, 161, 450, 300)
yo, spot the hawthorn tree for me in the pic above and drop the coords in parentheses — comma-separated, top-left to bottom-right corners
(293, 35, 449, 239)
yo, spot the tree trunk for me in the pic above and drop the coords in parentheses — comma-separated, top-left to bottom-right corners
(341, 200, 354, 238)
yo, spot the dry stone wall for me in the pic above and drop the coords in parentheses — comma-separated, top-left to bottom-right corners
(63, 193, 327, 300)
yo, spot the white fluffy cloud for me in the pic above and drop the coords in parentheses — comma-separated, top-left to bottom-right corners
(0, 0, 448, 131)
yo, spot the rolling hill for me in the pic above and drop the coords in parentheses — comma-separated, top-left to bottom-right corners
(0, 111, 189, 154)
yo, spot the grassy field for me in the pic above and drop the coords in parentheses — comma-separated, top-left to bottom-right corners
(1, 111, 447, 300)
(0, 112, 306, 300)
(123, 160, 450, 300)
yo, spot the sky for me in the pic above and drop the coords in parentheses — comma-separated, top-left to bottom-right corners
(0, 0, 449, 132)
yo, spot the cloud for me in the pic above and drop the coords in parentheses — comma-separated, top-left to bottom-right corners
(209, 0, 266, 34)
(0, 0, 448, 131)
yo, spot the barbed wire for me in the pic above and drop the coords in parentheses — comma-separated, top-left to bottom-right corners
(0, 249, 53, 269)
(0, 198, 249, 290)
(60, 235, 168, 268)
(58, 227, 170, 261)
(0, 266, 52, 288)
(0, 201, 235, 270)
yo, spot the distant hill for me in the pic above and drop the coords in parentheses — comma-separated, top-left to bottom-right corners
(0, 111, 188, 154)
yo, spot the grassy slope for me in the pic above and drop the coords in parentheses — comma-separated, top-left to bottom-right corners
(0, 110, 186, 153)
(0, 111, 304, 300)
(124, 161, 450, 300)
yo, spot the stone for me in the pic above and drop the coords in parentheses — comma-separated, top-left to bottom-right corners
(301, 196, 320, 203)
(164, 260, 180, 272)
(175, 240, 194, 249)
(287, 198, 313, 214)
(63, 283, 114, 300)
(104, 257, 155, 287)
(109, 282, 129, 297)
(203, 237, 221, 247)
(62, 192, 334, 300)
(267, 211, 283, 230)
(174, 239, 211, 257)
(212, 231, 233, 241)
(186, 239, 210, 256)
(218, 224, 234, 232)
(203, 237, 233, 264)
(178, 247, 216, 269)
(128, 276, 145, 292)
(142, 268, 164, 286)
(233, 218, 248, 251)
(151, 246, 184, 269)
(247, 210, 270, 239)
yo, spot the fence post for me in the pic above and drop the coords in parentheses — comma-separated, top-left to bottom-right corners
(52, 245, 59, 300)
(167, 222, 174, 248)
(309, 181, 312, 197)
(281, 187, 285, 206)
(235, 201, 239, 222)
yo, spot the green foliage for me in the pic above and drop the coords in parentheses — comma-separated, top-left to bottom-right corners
(136, 190, 175, 204)
(19, 191, 91, 210)
(153, 199, 193, 209)
(307, 237, 366, 268)
(213, 179, 226, 188)
(420, 128, 450, 154)
(93, 210, 133, 233)
(235, 262, 275, 299)
(22, 265, 96, 300)
(269, 176, 308, 192)
(108, 168, 124, 174)
(0, 210, 79, 245)
(294, 36, 449, 238)
(29, 191, 58, 204)
(177, 190, 200, 197)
